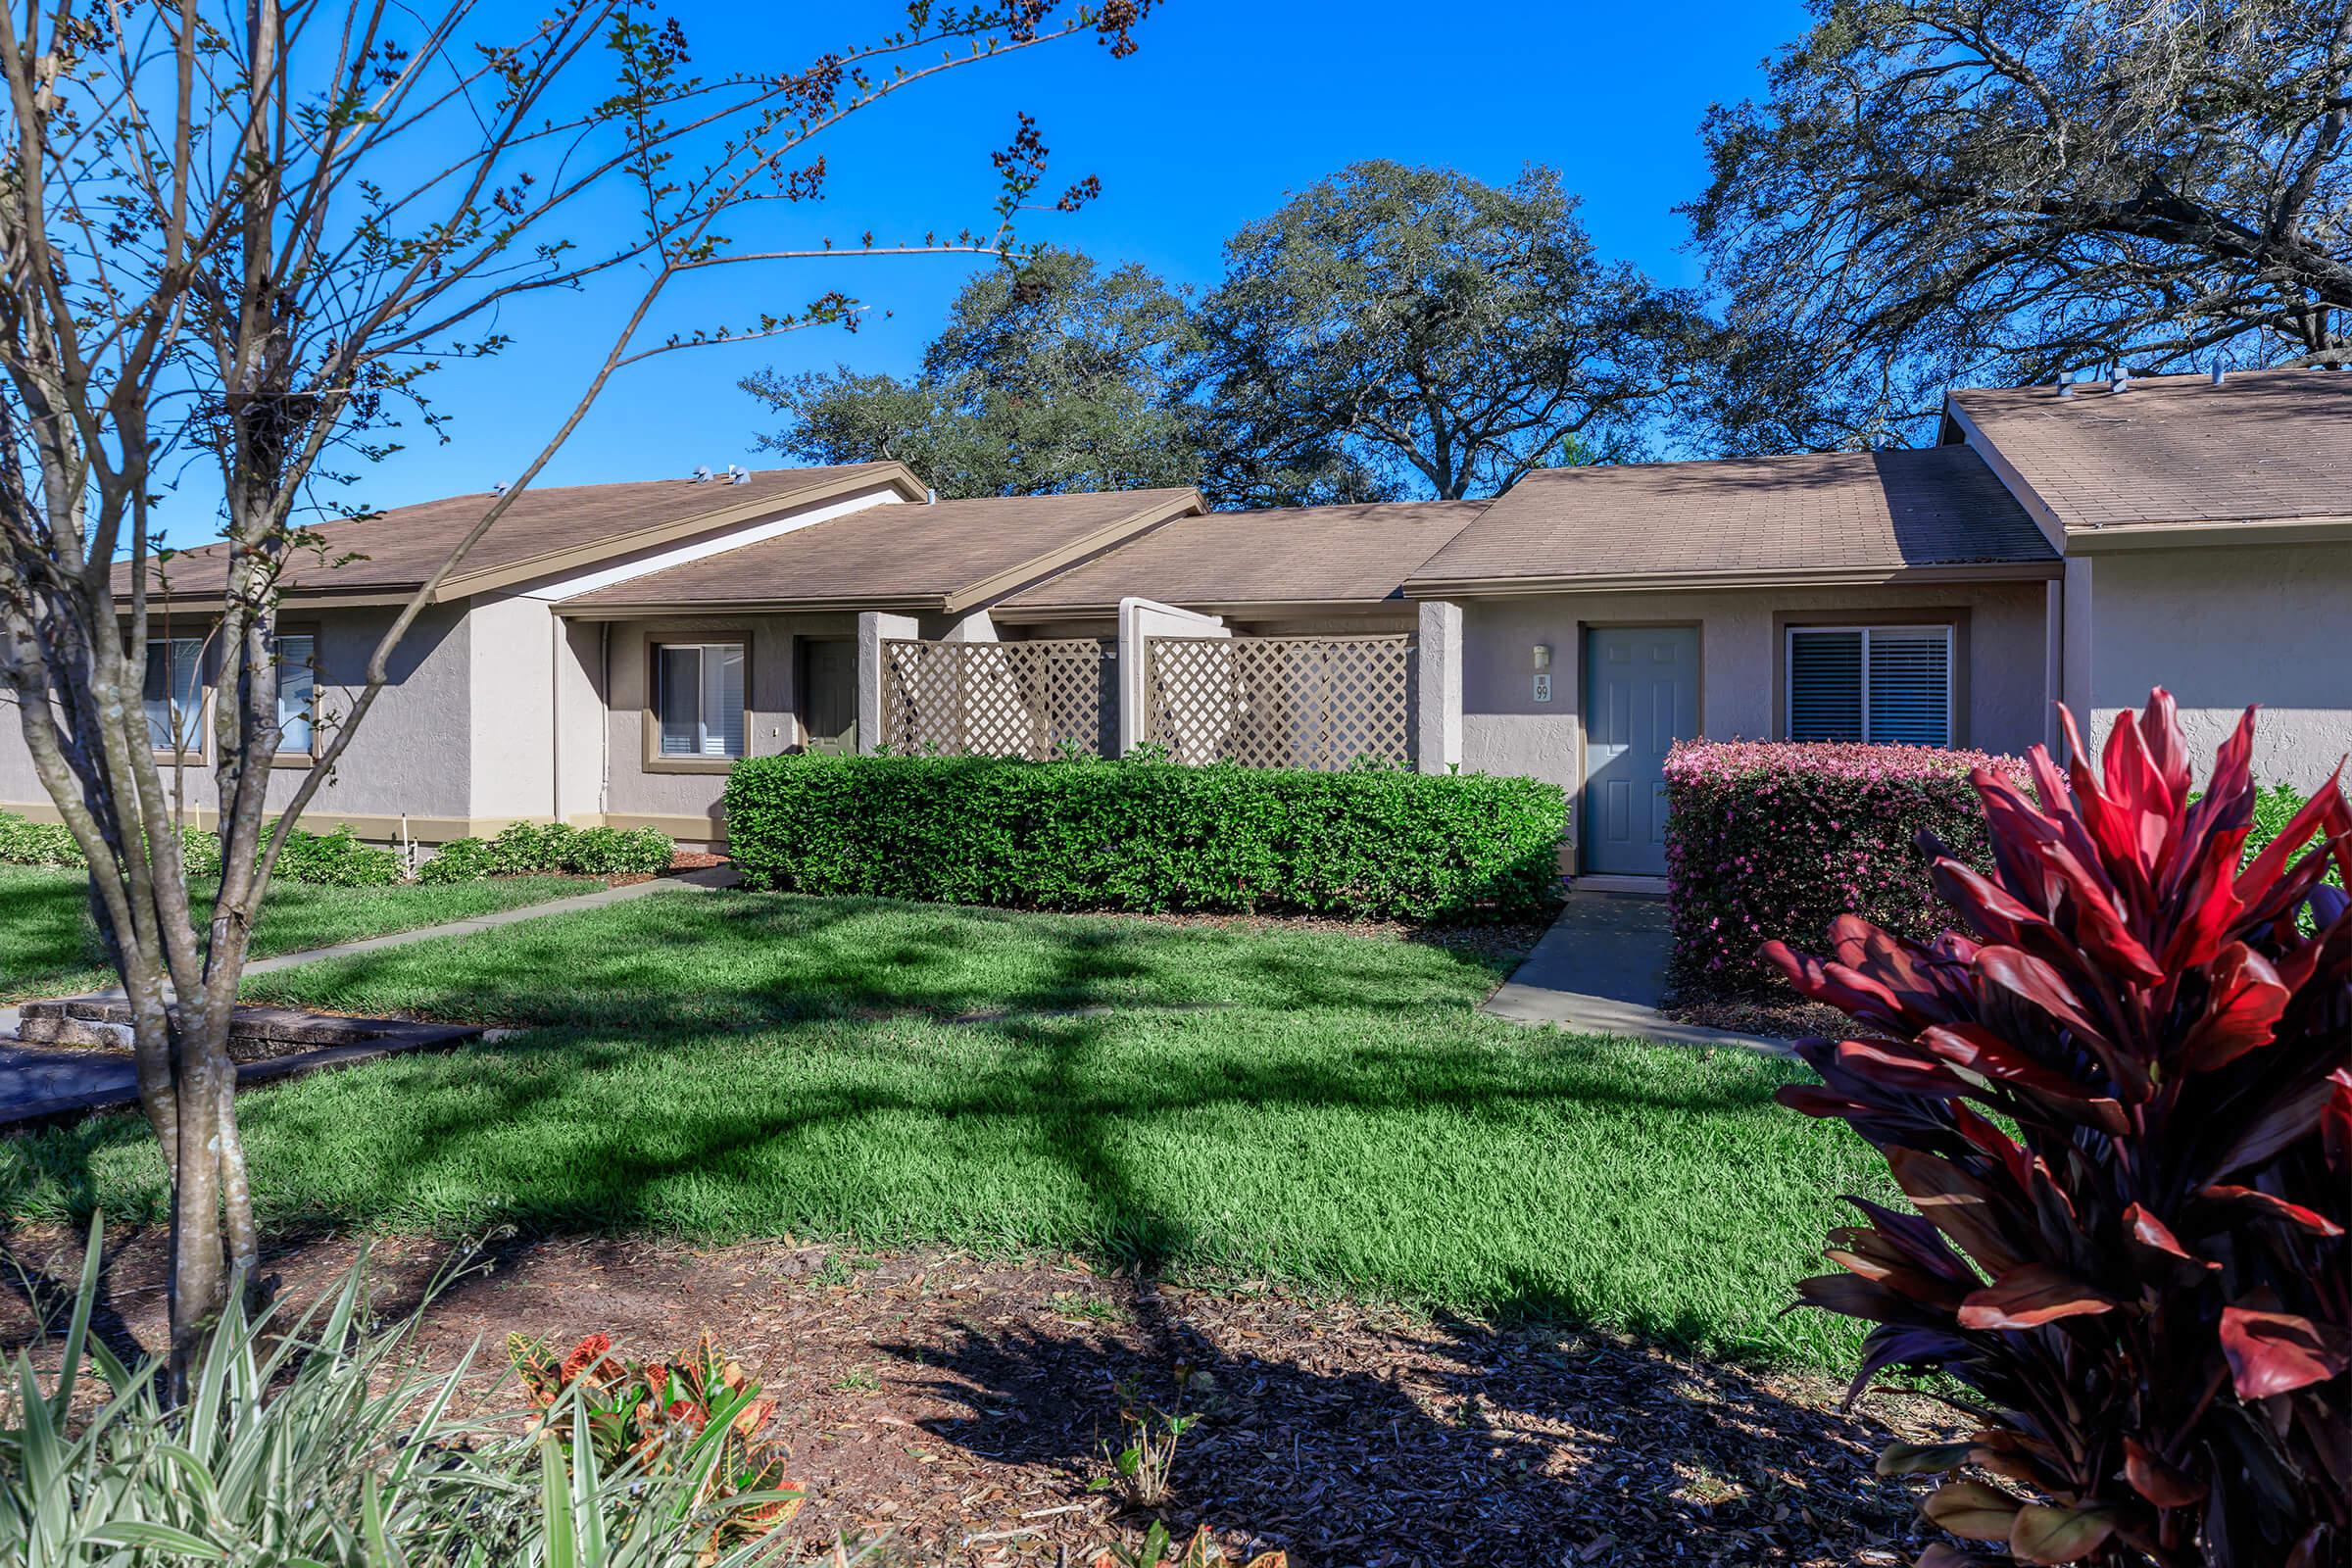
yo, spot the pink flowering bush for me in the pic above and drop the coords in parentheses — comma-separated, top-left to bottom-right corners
(1665, 739, 2033, 1001)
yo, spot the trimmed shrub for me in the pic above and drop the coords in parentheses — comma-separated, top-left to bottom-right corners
(477, 819, 672, 879)
(1664, 739, 2030, 1001)
(1763, 691, 2351, 1568)
(721, 753, 1567, 922)
(416, 835, 496, 884)
(271, 822, 403, 887)
(560, 823, 675, 877)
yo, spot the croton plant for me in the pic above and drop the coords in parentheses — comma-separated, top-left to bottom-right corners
(1763, 691, 2349, 1568)
(510, 1329, 804, 1557)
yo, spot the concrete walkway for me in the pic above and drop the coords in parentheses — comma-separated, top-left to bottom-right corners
(1483, 890, 1784, 1054)
(0, 867, 738, 1122)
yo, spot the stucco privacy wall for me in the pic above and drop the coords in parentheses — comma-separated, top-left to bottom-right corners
(0, 603, 474, 832)
(2083, 542, 2352, 790)
(1457, 581, 2050, 857)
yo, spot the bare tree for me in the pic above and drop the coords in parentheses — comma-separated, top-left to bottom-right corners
(1686, 0, 2352, 451)
(0, 0, 1155, 1387)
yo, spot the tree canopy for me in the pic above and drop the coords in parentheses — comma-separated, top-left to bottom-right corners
(747, 164, 1707, 505)
(1687, 0, 2352, 451)
(744, 248, 1203, 498)
(1193, 163, 1709, 501)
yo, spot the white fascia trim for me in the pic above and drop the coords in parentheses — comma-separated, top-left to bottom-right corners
(523, 485, 904, 603)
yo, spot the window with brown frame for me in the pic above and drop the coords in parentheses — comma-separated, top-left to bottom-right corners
(653, 641, 747, 759)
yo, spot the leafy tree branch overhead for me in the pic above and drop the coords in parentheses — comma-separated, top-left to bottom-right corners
(0, 0, 1156, 1392)
(1686, 0, 2352, 452)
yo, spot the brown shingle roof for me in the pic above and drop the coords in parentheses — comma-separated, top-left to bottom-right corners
(1406, 446, 2055, 593)
(1945, 367, 2352, 532)
(998, 500, 1491, 615)
(128, 465, 919, 601)
(563, 487, 1202, 614)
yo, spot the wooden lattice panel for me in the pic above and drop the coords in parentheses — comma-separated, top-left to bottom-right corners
(880, 639, 1111, 760)
(1143, 634, 1413, 770)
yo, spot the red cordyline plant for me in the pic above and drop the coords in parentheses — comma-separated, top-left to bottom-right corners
(1762, 690, 2350, 1568)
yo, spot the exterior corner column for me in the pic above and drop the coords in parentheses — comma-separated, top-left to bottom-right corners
(1415, 598, 1464, 774)
(857, 611, 919, 756)
(2060, 557, 2094, 757)
(1115, 596, 1226, 757)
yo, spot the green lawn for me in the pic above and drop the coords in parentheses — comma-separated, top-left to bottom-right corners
(0, 890, 1878, 1367)
(0, 866, 597, 1003)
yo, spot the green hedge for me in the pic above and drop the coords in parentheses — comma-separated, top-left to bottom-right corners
(722, 755, 1568, 922)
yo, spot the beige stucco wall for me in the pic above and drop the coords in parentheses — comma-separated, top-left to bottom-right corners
(2082, 541, 2352, 790)
(1456, 581, 2052, 863)
(0, 603, 475, 835)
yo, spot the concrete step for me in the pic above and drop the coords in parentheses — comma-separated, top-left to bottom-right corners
(16, 997, 479, 1060)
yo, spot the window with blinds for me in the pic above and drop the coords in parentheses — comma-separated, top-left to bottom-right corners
(143, 637, 206, 753)
(656, 642, 747, 758)
(1787, 625, 1953, 747)
(276, 634, 316, 754)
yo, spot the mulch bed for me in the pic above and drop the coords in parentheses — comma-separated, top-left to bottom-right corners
(0, 1227, 1962, 1566)
(1663, 996, 1855, 1043)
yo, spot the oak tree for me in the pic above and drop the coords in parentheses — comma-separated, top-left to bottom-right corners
(1687, 0, 2352, 450)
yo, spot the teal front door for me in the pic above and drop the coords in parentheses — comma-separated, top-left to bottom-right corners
(1582, 626, 1698, 876)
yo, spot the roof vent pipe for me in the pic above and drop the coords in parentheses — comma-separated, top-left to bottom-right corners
(926, 487, 938, 505)
(2056, 375, 2074, 398)
(2111, 370, 2131, 393)
(2211, 364, 2227, 387)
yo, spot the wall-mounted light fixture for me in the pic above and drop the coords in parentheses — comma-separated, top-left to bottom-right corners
(1532, 643, 1552, 671)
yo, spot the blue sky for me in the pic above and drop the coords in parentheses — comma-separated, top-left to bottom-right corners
(289, 0, 1814, 521)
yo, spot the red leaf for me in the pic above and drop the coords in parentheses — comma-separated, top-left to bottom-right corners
(1825, 1037, 1970, 1097)
(2123, 1203, 2209, 1266)
(2136, 689, 2191, 811)
(2230, 760, 2349, 922)
(2199, 1185, 2345, 1237)
(1957, 1264, 2117, 1330)
(1974, 948, 2118, 1049)
(1886, 1146, 2027, 1274)
(2176, 945, 2291, 1074)
(2123, 1438, 2208, 1507)
(2218, 1307, 2348, 1399)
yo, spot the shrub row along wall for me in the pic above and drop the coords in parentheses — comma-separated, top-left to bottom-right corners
(723, 754, 1568, 922)
(1663, 740, 2025, 1001)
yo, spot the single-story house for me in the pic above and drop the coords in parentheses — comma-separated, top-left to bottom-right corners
(4, 367, 2345, 882)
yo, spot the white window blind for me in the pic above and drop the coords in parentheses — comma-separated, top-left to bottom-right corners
(657, 643, 746, 758)
(1787, 626, 1952, 747)
(276, 634, 316, 753)
(1864, 628, 1951, 746)
(143, 638, 205, 753)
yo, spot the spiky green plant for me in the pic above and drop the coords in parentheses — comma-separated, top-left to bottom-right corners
(0, 1219, 821, 1565)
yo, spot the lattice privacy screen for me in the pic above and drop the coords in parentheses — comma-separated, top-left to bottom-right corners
(1142, 634, 1414, 770)
(879, 638, 1113, 760)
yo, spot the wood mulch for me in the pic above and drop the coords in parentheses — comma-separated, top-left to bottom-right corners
(1663, 996, 1855, 1044)
(0, 1227, 1962, 1567)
